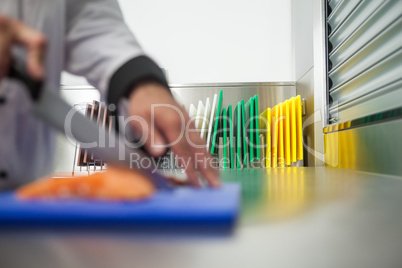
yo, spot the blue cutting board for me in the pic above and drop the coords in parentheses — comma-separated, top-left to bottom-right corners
(0, 184, 240, 235)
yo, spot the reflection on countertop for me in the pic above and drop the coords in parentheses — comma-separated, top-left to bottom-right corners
(222, 167, 374, 224)
(1, 167, 402, 268)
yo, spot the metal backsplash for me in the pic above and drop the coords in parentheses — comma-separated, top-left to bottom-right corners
(53, 82, 296, 174)
(170, 82, 295, 114)
(324, 118, 402, 177)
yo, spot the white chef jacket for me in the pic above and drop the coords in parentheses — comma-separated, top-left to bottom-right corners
(0, 0, 168, 189)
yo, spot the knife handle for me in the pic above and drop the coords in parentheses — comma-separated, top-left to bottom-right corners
(7, 60, 43, 100)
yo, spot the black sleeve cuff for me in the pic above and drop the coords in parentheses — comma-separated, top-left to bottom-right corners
(107, 55, 170, 106)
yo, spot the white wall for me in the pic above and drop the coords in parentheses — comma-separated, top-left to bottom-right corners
(291, 0, 314, 81)
(119, 0, 292, 84)
(62, 0, 293, 86)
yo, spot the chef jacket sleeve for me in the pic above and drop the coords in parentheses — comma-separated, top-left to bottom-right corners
(64, 0, 169, 106)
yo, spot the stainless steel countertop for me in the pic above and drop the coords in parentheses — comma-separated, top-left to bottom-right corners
(1, 167, 402, 268)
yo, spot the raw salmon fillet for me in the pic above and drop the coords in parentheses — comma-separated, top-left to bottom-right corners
(17, 167, 155, 201)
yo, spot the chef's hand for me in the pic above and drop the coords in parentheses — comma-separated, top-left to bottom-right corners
(0, 15, 46, 81)
(128, 82, 220, 188)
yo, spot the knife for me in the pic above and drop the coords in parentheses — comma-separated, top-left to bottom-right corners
(7, 61, 173, 190)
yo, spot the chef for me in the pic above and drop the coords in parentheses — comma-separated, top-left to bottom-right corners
(0, 0, 219, 189)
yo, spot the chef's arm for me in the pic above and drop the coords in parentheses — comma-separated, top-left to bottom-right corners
(64, 0, 167, 98)
(64, 0, 220, 187)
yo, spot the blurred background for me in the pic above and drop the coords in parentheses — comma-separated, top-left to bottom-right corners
(2, 0, 402, 267)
